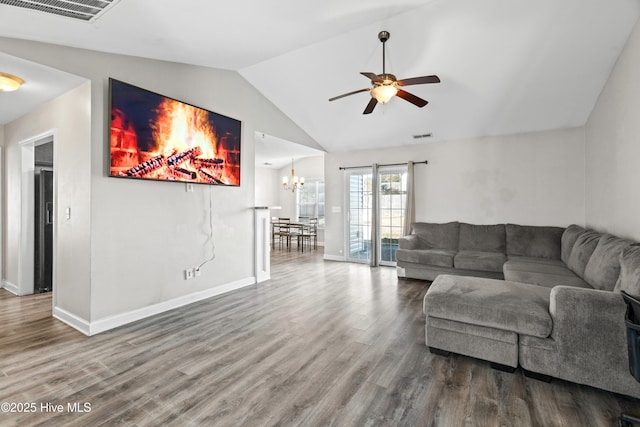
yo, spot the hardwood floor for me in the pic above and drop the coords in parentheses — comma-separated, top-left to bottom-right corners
(1, 249, 640, 426)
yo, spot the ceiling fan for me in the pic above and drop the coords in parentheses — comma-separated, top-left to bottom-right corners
(329, 30, 440, 114)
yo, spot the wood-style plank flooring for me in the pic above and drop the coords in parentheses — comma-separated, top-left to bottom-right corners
(1, 248, 640, 426)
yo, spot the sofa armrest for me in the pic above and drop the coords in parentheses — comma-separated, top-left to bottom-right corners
(398, 234, 421, 250)
(549, 285, 628, 382)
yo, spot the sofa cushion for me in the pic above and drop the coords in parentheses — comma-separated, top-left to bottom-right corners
(505, 224, 564, 260)
(503, 263, 591, 289)
(398, 234, 420, 250)
(395, 248, 455, 267)
(561, 224, 585, 264)
(412, 222, 460, 250)
(506, 256, 566, 268)
(424, 275, 553, 338)
(504, 256, 591, 288)
(567, 230, 601, 278)
(458, 223, 506, 252)
(504, 257, 578, 276)
(614, 245, 640, 296)
(584, 234, 631, 291)
(454, 250, 506, 273)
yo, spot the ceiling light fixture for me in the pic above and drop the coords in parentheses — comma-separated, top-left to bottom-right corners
(0, 72, 25, 92)
(282, 158, 304, 192)
(370, 83, 398, 104)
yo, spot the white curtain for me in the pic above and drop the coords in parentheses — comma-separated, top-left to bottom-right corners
(370, 163, 379, 267)
(403, 161, 416, 236)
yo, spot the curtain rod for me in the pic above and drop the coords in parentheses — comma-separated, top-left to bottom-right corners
(339, 160, 428, 170)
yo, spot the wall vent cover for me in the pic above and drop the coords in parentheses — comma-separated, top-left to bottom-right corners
(0, 0, 120, 22)
(412, 133, 432, 139)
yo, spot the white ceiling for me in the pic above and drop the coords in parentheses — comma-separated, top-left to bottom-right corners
(0, 52, 86, 125)
(1, 0, 639, 155)
(254, 133, 324, 170)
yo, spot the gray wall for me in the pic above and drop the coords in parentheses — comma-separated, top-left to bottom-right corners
(0, 37, 320, 325)
(4, 82, 91, 318)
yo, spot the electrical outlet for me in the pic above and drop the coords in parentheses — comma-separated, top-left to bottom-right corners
(194, 268, 201, 277)
(185, 269, 194, 280)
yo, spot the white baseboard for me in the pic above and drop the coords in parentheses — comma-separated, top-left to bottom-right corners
(2, 280, 20, 295)
(53, 307, 91, 335)
(84, 276, 256, 336)
(323, 254, 346, 262)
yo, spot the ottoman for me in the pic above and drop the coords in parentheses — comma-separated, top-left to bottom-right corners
(423, 275, 553, 368)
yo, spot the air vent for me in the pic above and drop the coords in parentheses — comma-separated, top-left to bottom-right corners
(412, 133, 432, 139)
(0, 0, 120, 22)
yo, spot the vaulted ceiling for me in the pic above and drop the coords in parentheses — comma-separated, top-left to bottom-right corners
(1, 0, 639, 154)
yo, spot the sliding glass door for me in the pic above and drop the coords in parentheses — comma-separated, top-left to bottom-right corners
(378, 168, 407, 266)
(345, 167, 407, 266)
(346, 171, 373, 263)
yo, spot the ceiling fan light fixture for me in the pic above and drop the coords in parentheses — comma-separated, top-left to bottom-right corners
(0, 72, 25, 92)
(371, 84, 398, 104)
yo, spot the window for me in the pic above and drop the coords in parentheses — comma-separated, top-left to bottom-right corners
(298, 179, 325, 227)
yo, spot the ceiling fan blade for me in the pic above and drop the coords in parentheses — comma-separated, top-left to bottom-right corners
(397, 75, 440, 86)
(360, 72, 381, 83)
(396, 89, 428, 108)
(363, 97, 378, 114)
(329, 88, 370, 102)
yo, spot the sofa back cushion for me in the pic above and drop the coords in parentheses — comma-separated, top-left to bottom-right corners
(505, 224, 564, 260)
(411, 222, 460, 250)
(458, 223, 506, 253)
(567, 230, 601, 278)
(561, 224, 585, 264)
(584, 234, 631, 291)
(614, 245, 640, 296)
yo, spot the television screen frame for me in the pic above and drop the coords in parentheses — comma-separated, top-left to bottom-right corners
(108, 78, 241, 186)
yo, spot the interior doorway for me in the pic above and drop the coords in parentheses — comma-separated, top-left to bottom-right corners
(19, 131, 56, 296)
(34, 141, 54, 293)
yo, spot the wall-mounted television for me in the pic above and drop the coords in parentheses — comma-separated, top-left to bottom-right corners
(108, 78, 241, 186)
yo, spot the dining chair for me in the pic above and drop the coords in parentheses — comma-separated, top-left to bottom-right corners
(298, 217, 318, 252)
(273, 218, 292, 250)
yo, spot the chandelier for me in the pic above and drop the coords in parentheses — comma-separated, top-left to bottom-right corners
(282, 158, 304, 192)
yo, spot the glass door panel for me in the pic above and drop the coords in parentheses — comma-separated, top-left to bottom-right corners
(379, 168, 407, 266)
(347, 172, 372, 262)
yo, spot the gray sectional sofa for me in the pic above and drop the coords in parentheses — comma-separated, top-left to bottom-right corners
(398, 222, 640, 398)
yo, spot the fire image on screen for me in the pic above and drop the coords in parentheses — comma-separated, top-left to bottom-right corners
(109, 79, 241, 186)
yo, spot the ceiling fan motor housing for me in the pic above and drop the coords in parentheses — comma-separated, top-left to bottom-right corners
(376, 73, 397, 85)
(378, 31, 390, 43)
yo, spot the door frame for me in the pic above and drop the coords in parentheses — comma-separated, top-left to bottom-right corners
(377, 165, 408, 267)
(343, 165, 408, 266)
(19, 130, 57, 297)
(344, 168, 373, 264)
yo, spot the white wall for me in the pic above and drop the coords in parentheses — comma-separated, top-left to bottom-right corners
(0, 37, 320, 328)
(4, 83, 91, 318)
(324, 128, 586, 259)
(255, 167, 280, 208)
(585, 18, 640, 241)
(276, 155, 324, 221)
